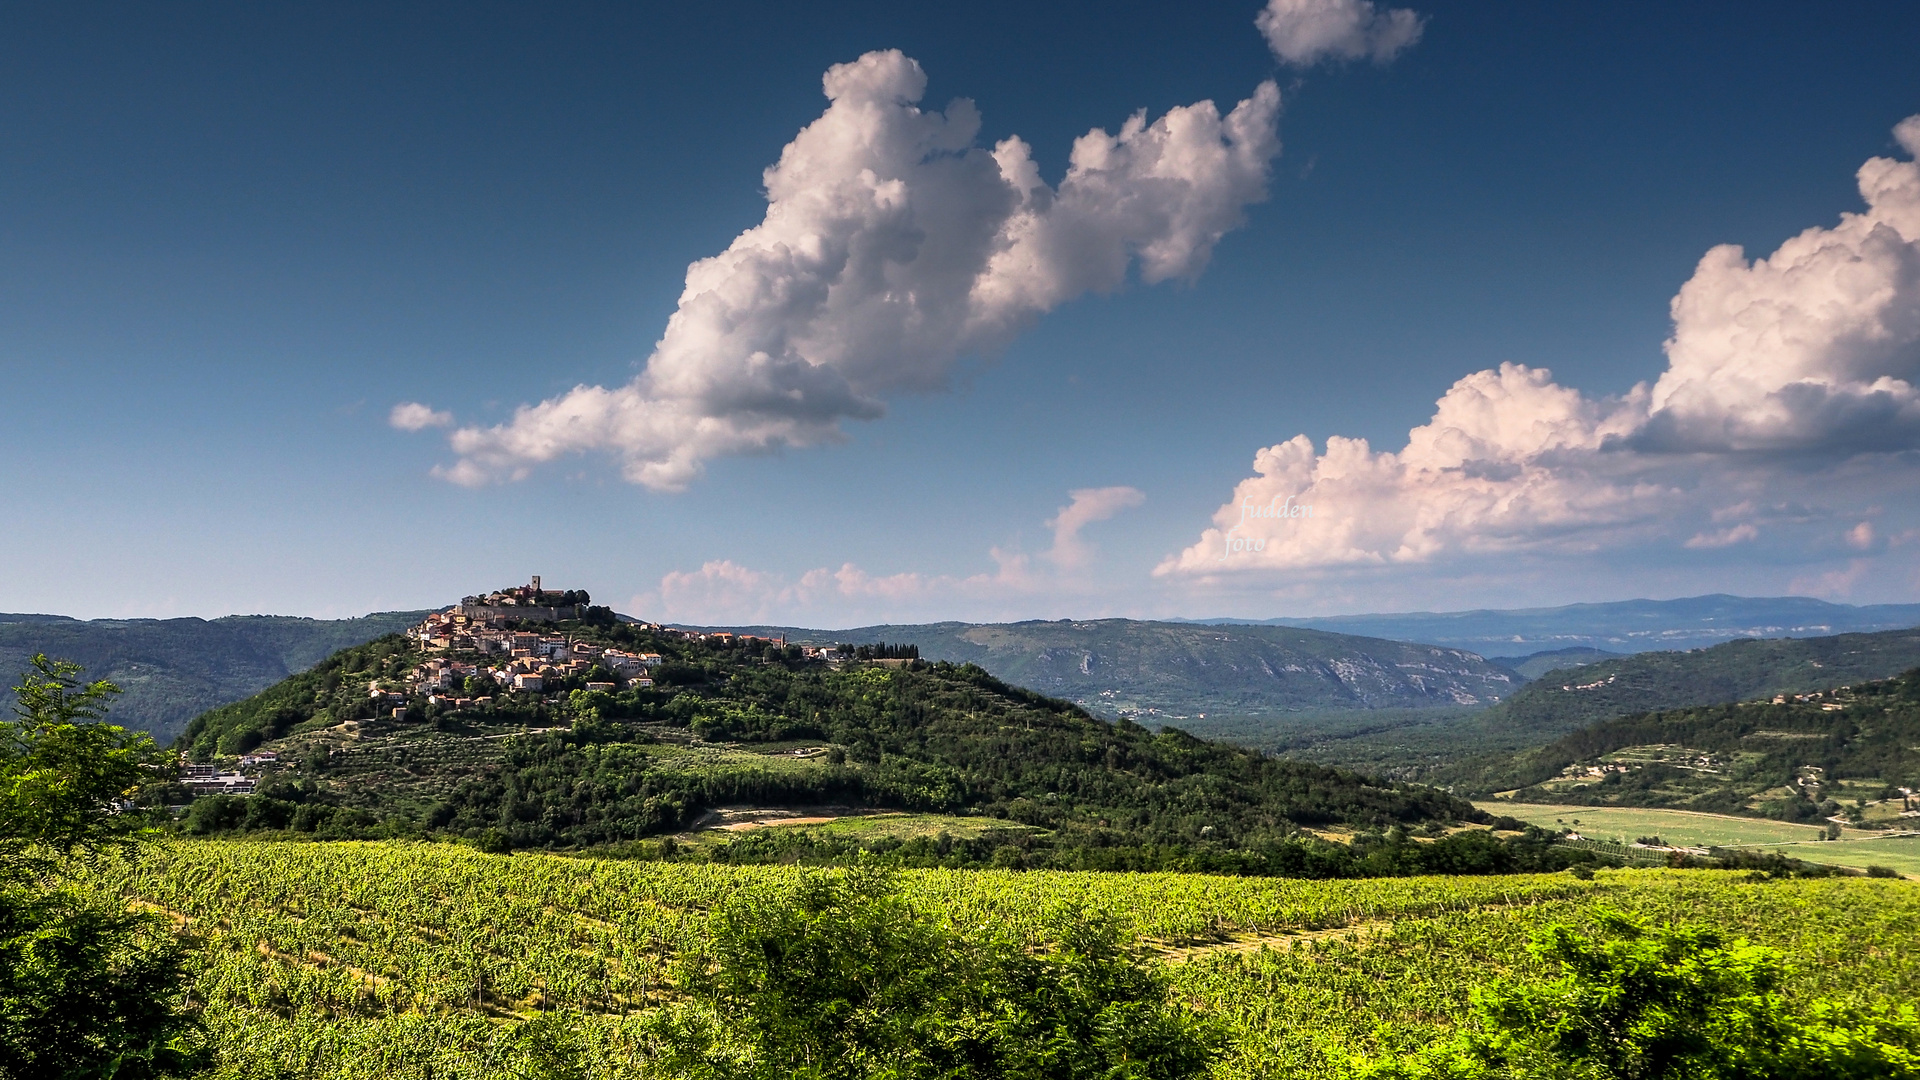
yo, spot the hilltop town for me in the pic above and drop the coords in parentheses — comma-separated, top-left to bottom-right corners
(401, 578, 664, 705)
(392, 576, 841, 711)
(173, 576, 912, 796)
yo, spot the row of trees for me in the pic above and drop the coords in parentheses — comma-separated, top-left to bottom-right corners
(847, 643, 919, 661)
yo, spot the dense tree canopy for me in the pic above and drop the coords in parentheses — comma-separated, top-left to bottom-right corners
(1, 655, 203, 1079)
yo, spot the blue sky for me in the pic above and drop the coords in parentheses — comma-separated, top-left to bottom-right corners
(4, 1, 1919, 624)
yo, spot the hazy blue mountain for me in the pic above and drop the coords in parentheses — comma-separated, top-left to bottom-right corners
(0, 611, 428, 742)
(672, 618, 1524, 742)
(1500, 647, 1626, 680)
(1183, 595, 1920, 654)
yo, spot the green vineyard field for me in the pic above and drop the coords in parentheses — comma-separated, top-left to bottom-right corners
(92, 841, 1920, 1079)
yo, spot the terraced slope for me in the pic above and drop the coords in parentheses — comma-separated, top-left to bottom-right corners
(1455, 667, 1920, 821)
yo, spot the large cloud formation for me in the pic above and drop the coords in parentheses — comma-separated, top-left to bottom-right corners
(430, 51, 1279, 490)
(1160, 116, 1920, 580)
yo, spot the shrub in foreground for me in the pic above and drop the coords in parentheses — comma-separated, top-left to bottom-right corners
(645, 870, 1218, 1080)
(1349, 908, 1920, 1078)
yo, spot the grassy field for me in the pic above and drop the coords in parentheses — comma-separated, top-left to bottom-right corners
(644, 740, 841, 775)
(90, 840, 1920, 1079)
(798, 811, 1041, 841)
(678, 809, 1040, 846)
(1476, 801, 1829, 847)
(1479, 800, 1920, 875)
(1743, 834, 1920, 877)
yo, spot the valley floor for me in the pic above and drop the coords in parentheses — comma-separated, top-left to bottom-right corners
(92, 840, 1920, 1079)
(1479, 801, 1920, 876)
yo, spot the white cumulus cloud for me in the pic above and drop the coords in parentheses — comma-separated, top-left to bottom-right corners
(1638, 138, 1920, 453)
(428, 51, 1279, 490)
(1161, 114, 1920, 582)
(1256, 0, 1426, 66)
(1157, 363, 1661, 575)
(388, 402, 453, 431)
(1046, 486, 1146, 569)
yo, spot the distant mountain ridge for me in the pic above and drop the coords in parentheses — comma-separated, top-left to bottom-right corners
(0, 611, 428, 742)
(14, 592, 1919, 765)
(670, 618, 1523, 738)
(1308, 625, 1920, 785)
(1179, 595, 1920, 655)
(1501, 647, 1625, 680)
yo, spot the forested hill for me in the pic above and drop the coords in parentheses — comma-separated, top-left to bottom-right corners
(0, 610, 428, 742)
(1464, 667, 1920, 821)
(1448, 627, 1920, 755)
(174, 621, 1500, 870)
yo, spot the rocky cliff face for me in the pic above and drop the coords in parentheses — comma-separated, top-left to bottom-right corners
(672, 617, 1523, 730)
(935, 620, 1519, 718)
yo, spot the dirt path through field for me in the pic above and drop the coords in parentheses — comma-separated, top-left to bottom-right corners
(1149, 919, 1396, 962)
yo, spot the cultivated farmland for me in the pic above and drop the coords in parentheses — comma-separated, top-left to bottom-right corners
(92, 840, 1920, 1079)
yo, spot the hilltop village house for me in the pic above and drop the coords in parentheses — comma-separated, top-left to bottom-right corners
(399, 620, 663, 706)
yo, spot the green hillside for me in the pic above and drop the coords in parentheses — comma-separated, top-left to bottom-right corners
(677, 617, 1525, 744)
(168, 619, 1584, 875)
(1327, 627, 1920, 770)
(0, 610, 428, 742)
(1465, 627, 1920, 748)
(1459, 667, 1920, 822)
(1477, 802, 1920, 875)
